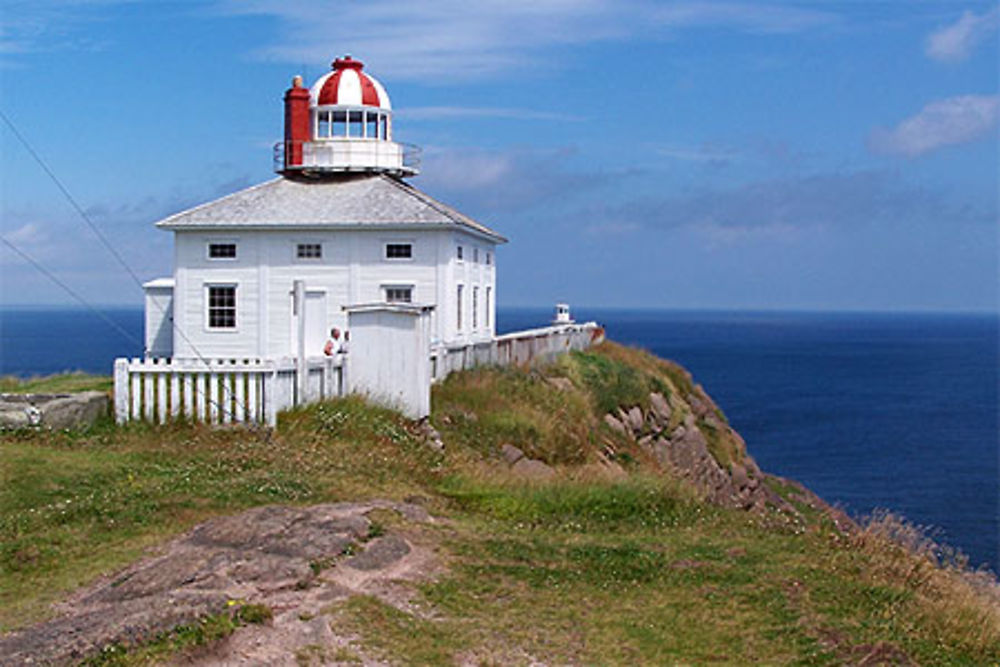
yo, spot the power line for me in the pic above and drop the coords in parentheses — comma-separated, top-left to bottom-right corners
(0, 109, 146, 290)
(1, 110, 258, 426)
(1, 236, 143, 348)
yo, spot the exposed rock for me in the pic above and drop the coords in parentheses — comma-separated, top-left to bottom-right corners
(625, 406, 645, 434)
(0, 500, 434, 665)
(344, 535, 411, 571)
(417, 419, 445, 452)
(510, 458, 556, 480)
(649, 392, 671, 425)
(0, 391, 108, 430)
(603, 413, 627, 436)
(500, 443, 525, 465)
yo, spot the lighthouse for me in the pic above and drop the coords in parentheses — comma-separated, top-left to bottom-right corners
(279, 56, 417, 177)
(143, 56, 505, 364)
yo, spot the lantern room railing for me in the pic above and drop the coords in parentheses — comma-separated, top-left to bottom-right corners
(274, 140, 421, 176)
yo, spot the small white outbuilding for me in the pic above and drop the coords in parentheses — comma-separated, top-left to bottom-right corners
(144, 56, 506, 363)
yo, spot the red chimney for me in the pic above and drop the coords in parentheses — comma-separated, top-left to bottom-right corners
(283, 75, 310, 169)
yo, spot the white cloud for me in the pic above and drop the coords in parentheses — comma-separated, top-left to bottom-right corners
(0, 1, 131, 59)
(5, 222, 46, 245)
(926, 7, 999, 63)
(868, 94, 999, 158)
(213, 0, 837, 82)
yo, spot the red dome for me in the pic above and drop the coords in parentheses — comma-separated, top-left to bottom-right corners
(309, 56, 391, 110)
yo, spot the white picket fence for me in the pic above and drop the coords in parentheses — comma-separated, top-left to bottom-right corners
(113, 356, 344, 426)
(113, 322, 603, 427)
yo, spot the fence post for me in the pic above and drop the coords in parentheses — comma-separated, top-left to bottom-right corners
(114, 358, 129, 424)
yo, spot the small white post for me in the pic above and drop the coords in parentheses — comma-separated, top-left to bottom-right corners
(293, 279, 307, 406)
(114, 358, 129, 424)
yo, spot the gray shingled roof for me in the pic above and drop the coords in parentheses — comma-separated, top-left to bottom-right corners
(155, 174, 506, 242)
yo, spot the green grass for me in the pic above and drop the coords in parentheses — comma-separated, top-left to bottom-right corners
(80, 603, 271, 666)
(0, 372, 112, 394)
(1, 344, 998, 664)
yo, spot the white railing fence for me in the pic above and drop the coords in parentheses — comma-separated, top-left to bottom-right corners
(431, 322, 604, 382)
(113, 322, 603, 427)
(113, 357, 344, 427)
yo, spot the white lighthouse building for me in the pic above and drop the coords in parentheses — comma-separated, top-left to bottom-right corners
(144, 56, 506, 362)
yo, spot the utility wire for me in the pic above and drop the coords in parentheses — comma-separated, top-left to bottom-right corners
(1, 236, 143, 348)
(1, 110, 259, 425)
(0, 109, 146, 289)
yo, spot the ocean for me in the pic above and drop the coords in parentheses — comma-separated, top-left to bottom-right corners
(1, 306, 997, 572)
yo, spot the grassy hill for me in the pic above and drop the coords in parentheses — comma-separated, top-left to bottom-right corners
(1, 342, 998, 664)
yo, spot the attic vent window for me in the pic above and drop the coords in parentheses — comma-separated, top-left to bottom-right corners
(385, 243, 412, 259)
(297, 243, 322, 259)
(385, 286, 413, 303)
(208, 243, 236, 259)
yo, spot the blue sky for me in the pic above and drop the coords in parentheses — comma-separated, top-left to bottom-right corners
(1, 1, 997, 311)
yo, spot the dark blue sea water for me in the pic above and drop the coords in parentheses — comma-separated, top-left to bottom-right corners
(1, 306, 997, 572)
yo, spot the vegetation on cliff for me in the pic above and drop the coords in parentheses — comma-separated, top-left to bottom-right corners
(1, 342, 997, 664)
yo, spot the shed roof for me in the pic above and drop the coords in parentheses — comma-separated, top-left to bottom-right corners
(155, 174, 506, 242)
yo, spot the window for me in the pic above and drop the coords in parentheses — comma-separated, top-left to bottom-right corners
(347, 111, 363, 137)
(317, 111, 330, 138)
(333, 110, 347, 136)
(380, 115, 389, 141)
(456, 284, 463, 330)
(296, 243, 322, 259)
(208, 243, 236, 259)
(473, 248, 479, 263)
(457, 245, 463, 261)
(486, 287, 491, 327)
(366, 112, 378, 139)
(486, 252, 492, 266)
(385, 243, 412, 259)
(385, 286, 413, 303)
(207, 285, 236, 329)
(472, 286, 478, 328)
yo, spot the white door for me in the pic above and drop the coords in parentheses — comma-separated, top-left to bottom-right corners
(290, 290, 328, 358)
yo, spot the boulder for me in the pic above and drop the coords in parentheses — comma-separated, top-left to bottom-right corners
(603, 413, 627, 436)
(500, 443, 525, 465)
(649, 392, 671, 425)
(41, 392, 108, 429)
(0, 392, 107, 430)
(625, 406, 644, 434)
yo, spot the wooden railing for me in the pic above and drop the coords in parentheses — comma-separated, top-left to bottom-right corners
(113, 356, 344, 426)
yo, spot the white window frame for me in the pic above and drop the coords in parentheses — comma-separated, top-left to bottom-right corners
(383, 240, 414, 262)
(456, 245, 464, 263)
(472, 286, 479, 329)
(204, 282, 239, 332)
(486, 251, 492, 266)
(473, 247, 479, 263)
(486, 286, 492, 328)
(382, 283, 415, 304)
(294, 241, 323, 261)
(456, 284, 464, 331)
(206, 240, 238, 261)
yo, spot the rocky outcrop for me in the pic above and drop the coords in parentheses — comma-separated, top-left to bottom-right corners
(0, 500, 436, 665)
(0, 391, 108, 430)
(602, 389, 780, 512)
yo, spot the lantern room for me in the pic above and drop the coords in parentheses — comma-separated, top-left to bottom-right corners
(278, 56, 419, 177)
